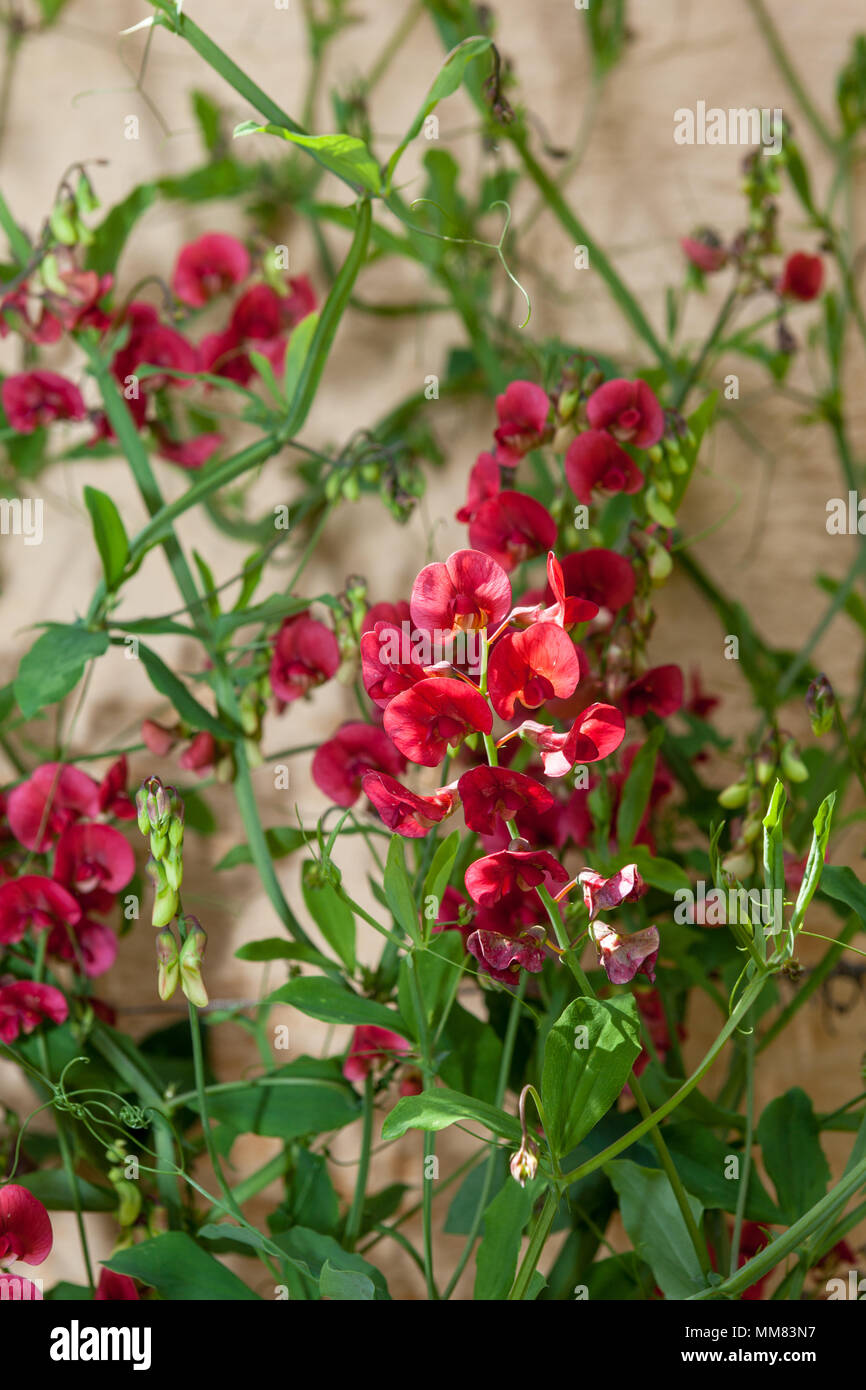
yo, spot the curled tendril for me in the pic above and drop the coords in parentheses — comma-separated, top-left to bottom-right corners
(404, 197, 532, 329)
(118, 1103, 150, 1129)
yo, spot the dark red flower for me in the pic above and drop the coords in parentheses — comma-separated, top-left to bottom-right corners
(410, 550, 511, 637)
(777, 252, 823, 302)
(230, 283, 282, 340)
(513, 552, 599, 629)
(680, 234, 727, 274)
(97, 757, 136, 821)
(0, 1185, 53, 1266)
(686, 669, 721, 719)
(553, 549, 636, 616)
(53, 823, 135, 898)
(508, 701, 626, 777)
(622, 664, 683, 718)
(488, 623, 581, 719)
(565, 430, 644, 505)
(312, 723, 406, 807)
(592, 922, 659, 984)
(1, 371, 86, 434)
(130, 323, 199, 390)
(342, 1025, 411, 1082)
(172, 233, 250, 307)
(199, 327, 254, 385)
(456, 451, 500, 524)
(360, 621, 426, 709)
(458, 765, 554, 836)
(465, 849, 569, 907)
(47, 917, 117, 979)
(0, 981, 68, 1045)
(6, 763, 100, 852)
(179, 731, 217, 776)
(493, 380, 550, 465)
(586, 378, 665, 449)
(362, 772, 457, 838)
(469, 491, 557, 572)
(578, 863, 648, 920)
(269, 614, 340, 704)
(95, 1267, 140, 1301)
(360, 600, 411, 636)
(0, 875, 81, 946)
(467, 925, 548, 983)
(384, 677, 492, 767)
(280, 275, 317, 326)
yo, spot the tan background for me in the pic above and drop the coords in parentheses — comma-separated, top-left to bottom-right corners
(1, 0, 865, 1297)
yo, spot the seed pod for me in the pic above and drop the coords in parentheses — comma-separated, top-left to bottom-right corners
(718, 780, 749, 808)
(155, 929, 179, 1001)
(179, 923, 208, 1009)
(780, 739, 809, 783)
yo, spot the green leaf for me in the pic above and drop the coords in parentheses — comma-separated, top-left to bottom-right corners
(606, 1160, 705, 1299)
(283, 311, 320, 401)
(789, 791, 835, 936)
(541, 996, 642, 1158)
(384, 834, 421, 944)
(267, 975, 410, 1035)
(615, 725, 665, 849)
(234, 938, 335, 969)
(756, 1088, 830, 1223)
(421, 829, 460, 924)
(14, 1170, 117, 1212)
(320, 1259, 375, 1301)
(273, 1227, 390, 1301)
(234, 124, 381, 194)
(192, 90, 222, 154)
(302, 860, 356, 971)
(83, 485, 129, 590)
(819, 864, 866, 924)
(398, 934, 464, 1042)
(85, 184, 158, 277)
(386, 36, 493, 187)
(14, 624, 109, 718)
(381, 1087, 520, 1144)
(662, 1124, 781, 1223)
(474, 1174, 543, 1300)
(197, 1058, 359, 1141)
(669, 391, 718, 513)
(136, 641, 236, 739)
(104, 1232, 261, 1300)
(627, 846, 691, 894)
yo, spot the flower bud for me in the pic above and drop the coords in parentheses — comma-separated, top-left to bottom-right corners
(718, 780, 749, 808)
(150, 830, 168, 861)
(152, 883, 179, 930)
(780, 739, 809, 783)
(163, 848, 183, 892)
(510, 1137, 539, 1188)
(805, 674, 835, 737)
(179, 920, 208, 1008)
(155, 929, 179, 1001)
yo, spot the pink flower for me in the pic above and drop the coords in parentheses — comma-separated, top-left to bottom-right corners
(1, 371, 86, 434)
(270, 614, 340, 704)
(360, 600, 411, 636)
(0, 875, 81, 946)
(179, 731, 217, 776)
(6, 763, 100, 852)
(585, 378, 665, 449)
(512, 552, 599, 629)
(156, 431, 223, 469)
(467, 925, 548, 983)
(410, 549, 512, 638)
(360, 621, 426, 709)
(777, 252, 823, 302)
(578, 864, 648, 921)
(172, 233, 250, 307)
(554, 550, 636, 616)
(0, 1185, 53, 1267)
(622, 664, 684, 718)
(680, 234, 727, 274)
(384, 677, 492, 767)
(199, 328, 253, 384)
(97, 757, 136, 821)
(47, 917, 117, 979)
(458, 765, 554, 836)
(488, 622, 581, 719)
(0, 981, 68, 1044)
(508, 702, 626, 777)
(493, 380, 550, 465)
(280, 275, 317, 327)
(342, 1025, 411, 1083)
(141, 720, 178, 757)
(312, 723, 406, 807)
(95, 1267, 140, 1301)
(456, 452, 500, 524)
(230, 283, 282, 339)
(361, 772, 457, 838)
(468, 491, 558, 572)
(53, 823, 136, 898)
(592, 922, 659, 984)
(565, 430, 644, 505)
(465, 849, 569, 907)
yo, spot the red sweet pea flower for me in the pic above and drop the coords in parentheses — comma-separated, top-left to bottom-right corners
(97, 757, 136, 821)
(565, 430, 644, 505)
(467, 925, 548, 983)
(685, 668, 720, 719)
(493, 380, 550, 465)
(342, 1025, 411, 1083)
(360, 600, 411, 635)
(622, 664, 683, 718)
(45, 266, 113, 334)
(680, 234, 727, 273)
(384, 677, 492, 767)
(47, 916, 117, 979)
(312, 723, 406, 807)
(140, 719, 178, 757)
(592, 922, 659, 984)
(179, 731, 217, 776)
(1, 371, 86, 434)
(156, 430, 223, 469)
(360, 621, 426, 709)
(199, 327, 253, 384)
(172, 233, 250, 307)
(0, 875, 81, 946)
(553, 549, 636, 616)
(585, 378, 665, 449)
(508, 701, 626, 777)
(468, 491, 557, 572)
(777, 252, 823, 302)
(410, 549, 512, 637)
(456, 451, 500, 524)
(132, 323, 199, 391)
(458, 765, 554, 836)
(465, 849, 569, 907)
(230, 283, 282, 339)
(96, 1267, 140, 1301)
(362, 772, 456, 838)
(488, 623, 581, 719)
(0, 981, 68, 1044)
(1, 285, 63, 344)
(512, 552, 599, 629)
(280, 275, 317, 326)
(578, 864, 648, 921)
(6, 762, 100, 852)
(0, 1186, 53, 1267)
(54, 823, 135, 897)
(269, 614, 340, 704)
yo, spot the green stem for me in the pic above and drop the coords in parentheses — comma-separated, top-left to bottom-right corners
(343, 1073, 374, 1250)
(729, 1018, 755, 1274)
(186, 998, 246, 1225)
(508, 1185, 559, 1300)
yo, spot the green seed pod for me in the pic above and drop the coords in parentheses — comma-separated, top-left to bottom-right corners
(647, 444, 664, 466)
(115, 1180, 142, 1228)
(780, 739, 809, 783)
(718, 780, 749, 809)
(179, 923, 208, 1009)
(152, 885, 179, 930)
(155, 929, 179, 1001)
(49, 200, 79, 245)
(164, 850, 183, 892)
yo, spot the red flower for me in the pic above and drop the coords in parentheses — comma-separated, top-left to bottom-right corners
(140, 719, 178, 757)
(0, 1185, 53, 1266)
(465, 849, 569, 907)
(199, 328, 253, 384)
(0, 875, 81, 946)
(686, 668, 720, 719)
(312, 723, 406, 807)
(553, 549, 635, 616)
(578, 863, 648, 920)
(509, 702, 626, 777)
(53, 823, 135, 898)
(362, 772, 457, 838)
(488, 623, 581, 719)
(467, 925, 548, 983)
(342, 1025, 411, 1083)
(360, 600, 411, 635)
(360, 621, 426, 709)
(1, 285, 63, 344)
(156, 430, 223, 469)
(565, 430, 644, 505)
(130, 323, 199, 390)
(98, 757, 136, 821)
(513, 552, 599, 629)
(458, 765, 554, 836)
(384, 677, 492, 767)
(777, 252, 823, 302)
(280, 275, 317, 326)
(592, 922, 659, 984)
(0, 981, 68, 1044)
(96, 1267, 140, 1301)
(493, 380, 550, 464)
(179, 731, 217, 776)
(230, 283, 282, 339)
(47, 917, 117, 979)
(1, 371, 86, 434)
(456, 451, 500, 524)
(622, 664, 683, 718)
(172, 233, 250, 307)
(6, 763, 100, 852)
(680, 235, 727, 273)
(410, 549, 511, 637)
(468, 491, 557, 571)
(585, 378, 665, 449)
(269, 614, 340, 704)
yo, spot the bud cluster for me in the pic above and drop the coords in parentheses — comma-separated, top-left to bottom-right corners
(134, 777, 208, 1007)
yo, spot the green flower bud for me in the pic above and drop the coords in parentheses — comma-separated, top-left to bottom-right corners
(150, 830, 168, 861)
(718, 780, 749, 808)
(805, 674, 835, 737)
(647, 444, 664, 466)
(152, 885, 179, 930)
(164, 849, 183, 892)
(49, 200, 79, 245)
(168, 815, 184, 849)
(155, 929, 179, 1001)
(179, 922, 208, 1009)
(780, 739, 809, 783)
